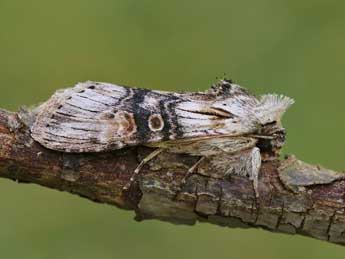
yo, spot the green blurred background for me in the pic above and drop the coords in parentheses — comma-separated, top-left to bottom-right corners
(0, 0, 344, 258)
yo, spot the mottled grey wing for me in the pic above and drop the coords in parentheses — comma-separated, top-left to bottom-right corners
(31, 81, 146, 152)
(31, 80, 293, 153)
(31, 80, 260, 153)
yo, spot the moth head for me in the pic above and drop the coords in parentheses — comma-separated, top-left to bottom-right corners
(255, 94, 294, 152)
(255, 94, 294, 126)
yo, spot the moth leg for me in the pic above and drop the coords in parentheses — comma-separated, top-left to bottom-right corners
(200, 147, 261, 197)
(181, 156, 206, 184)
(247, 147, 261, 198)
(123, 148, 164, 190)
(226, 147, 261, 197)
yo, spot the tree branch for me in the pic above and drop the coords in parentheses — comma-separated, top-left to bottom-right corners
(0, 106, 344, 245)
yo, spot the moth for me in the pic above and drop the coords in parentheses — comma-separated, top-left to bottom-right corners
(31, 79, 294, 196)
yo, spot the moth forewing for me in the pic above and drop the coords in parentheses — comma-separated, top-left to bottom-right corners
(31, 80, 260, 152)
(31, 81, 155, 152)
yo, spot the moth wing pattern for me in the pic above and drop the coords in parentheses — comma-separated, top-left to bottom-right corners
(31, 79, 294, 155)
(31, 81, 144, 152)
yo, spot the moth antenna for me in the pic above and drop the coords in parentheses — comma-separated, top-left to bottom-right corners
(255, 94, 294, 124)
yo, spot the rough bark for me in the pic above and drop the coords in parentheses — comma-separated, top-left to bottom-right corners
(0, 107, 344, 245)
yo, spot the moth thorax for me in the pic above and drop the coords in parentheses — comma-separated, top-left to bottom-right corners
(148, 114, 164, 132)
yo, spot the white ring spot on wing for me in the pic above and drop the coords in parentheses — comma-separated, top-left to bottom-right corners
(148, 114, 164, 132)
